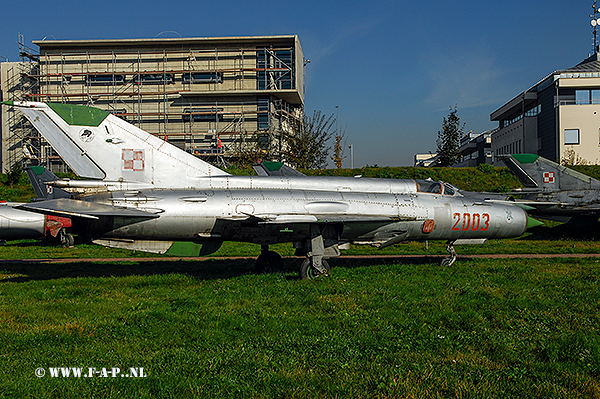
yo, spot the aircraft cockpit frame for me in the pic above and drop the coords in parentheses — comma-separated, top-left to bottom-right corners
(415, 180, 457, 196)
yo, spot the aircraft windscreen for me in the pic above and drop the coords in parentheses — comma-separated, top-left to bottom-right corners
(443, 183, 455, 196)
(415, 180, 442, 194)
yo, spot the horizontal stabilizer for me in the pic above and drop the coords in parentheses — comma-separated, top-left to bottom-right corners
(16, 199, 160, 220)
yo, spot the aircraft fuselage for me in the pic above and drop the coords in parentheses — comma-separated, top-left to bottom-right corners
(77, 188, 528, 246)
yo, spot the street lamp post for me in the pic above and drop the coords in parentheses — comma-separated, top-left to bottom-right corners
(347, 143, 354, 169)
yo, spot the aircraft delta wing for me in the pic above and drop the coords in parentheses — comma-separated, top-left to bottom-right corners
(3, 102, 532, 278)
(501, 153, 600, 220)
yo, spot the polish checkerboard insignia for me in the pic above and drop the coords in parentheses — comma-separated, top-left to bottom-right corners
(122, 149, 145, 171)
(543, 171, 555, 183)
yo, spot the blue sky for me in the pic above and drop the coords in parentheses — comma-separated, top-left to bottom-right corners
(0, 0, 595, 166)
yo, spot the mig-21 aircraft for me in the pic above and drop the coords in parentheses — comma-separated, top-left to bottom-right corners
(501, 153, 600, 222)
(2, 101, 531, 278)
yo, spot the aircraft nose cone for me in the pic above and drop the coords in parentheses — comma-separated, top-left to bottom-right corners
(527, 216, 544, 229)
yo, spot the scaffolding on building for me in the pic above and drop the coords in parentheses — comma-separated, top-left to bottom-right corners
(1, 35, 45, 171)
(5, 38, 304, 171)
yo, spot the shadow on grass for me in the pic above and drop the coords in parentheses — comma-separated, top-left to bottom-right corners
(521, 218, 600, 241)
(0, 256, 440, 283)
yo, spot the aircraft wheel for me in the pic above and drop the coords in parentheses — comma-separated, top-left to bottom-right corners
(299, 258, 330, 280)
(440, 258, 452, 267)
(255, 250, 284, 274)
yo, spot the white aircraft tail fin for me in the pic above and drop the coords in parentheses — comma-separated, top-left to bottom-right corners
(3, 101, 228, 186)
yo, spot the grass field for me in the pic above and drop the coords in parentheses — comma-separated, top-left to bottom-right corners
(1, 243, 599, 398)
(1, 169, 600, 397)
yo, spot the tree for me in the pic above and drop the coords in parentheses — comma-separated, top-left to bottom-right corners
(436, 106, 465, 167)
(5, 162, 23, 187)
(330, 125, 346, 169)
(231, 131, 271, 169)
(284, 110, 335, 169)
(561, 147, 589, 166)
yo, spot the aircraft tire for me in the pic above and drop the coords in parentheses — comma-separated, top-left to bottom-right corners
(299, 258, 330, 280)
(255, 250, 284, 274)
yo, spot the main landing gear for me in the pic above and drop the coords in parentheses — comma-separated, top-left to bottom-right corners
(59, 228, 75, 248)
(255, 245, 284, 274)
(255, 232, 338, 280)
(299, 257, 331, 280)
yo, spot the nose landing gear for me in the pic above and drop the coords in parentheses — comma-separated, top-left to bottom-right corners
(440, 240, 457, 267)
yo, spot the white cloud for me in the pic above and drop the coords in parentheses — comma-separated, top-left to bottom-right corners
(424, 46, 518, 111)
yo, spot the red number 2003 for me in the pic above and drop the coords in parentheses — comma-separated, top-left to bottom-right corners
(452, 213, 490, 231)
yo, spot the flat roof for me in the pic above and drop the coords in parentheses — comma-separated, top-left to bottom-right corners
(490, 92, 537, 121)
(491, 53, 600, 121)
(33, 35, 299, 49)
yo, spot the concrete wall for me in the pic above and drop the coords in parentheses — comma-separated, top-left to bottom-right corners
(558, 103, 600, 164)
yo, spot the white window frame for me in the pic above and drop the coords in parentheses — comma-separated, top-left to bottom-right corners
(564, 129, 580, 145)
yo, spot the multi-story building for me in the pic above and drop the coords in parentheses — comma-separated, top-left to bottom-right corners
(454, 129, 496, 167)
(1, 35, 305, 172)
(490, 53, 600, 165)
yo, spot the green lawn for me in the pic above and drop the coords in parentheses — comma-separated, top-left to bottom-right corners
(0, 255, 598, 398)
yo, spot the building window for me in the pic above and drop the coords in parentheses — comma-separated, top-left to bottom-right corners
(564, 129, 580, 145)
(182, 108, 223, 122)
(257, 97, 269, 130)
(524, 104, 541, 117)
(133, 74, 174, 85)
(575, 89, 600, 104)
(257, 49, 294, 90)
(576, 90, 590, 104)
(257, 133, 270, 150)
(86, 74, 125, 86)
(183, 72, 223, 84)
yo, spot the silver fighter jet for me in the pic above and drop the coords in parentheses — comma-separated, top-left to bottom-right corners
(3, 101, 530, 278)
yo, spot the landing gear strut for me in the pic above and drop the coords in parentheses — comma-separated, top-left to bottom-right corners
(59, 229, 74, 248)
(298, 229, 336, 280)
(255, 245, 284, 274)
(440, 240, 457, 267)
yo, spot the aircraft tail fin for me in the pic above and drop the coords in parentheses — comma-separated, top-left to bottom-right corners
(3, 101, 228, 187)
(25, 166, 72, 200)
(501, 154, 600, 191)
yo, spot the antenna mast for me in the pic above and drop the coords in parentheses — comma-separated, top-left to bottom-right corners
(591, 1, 600, 53)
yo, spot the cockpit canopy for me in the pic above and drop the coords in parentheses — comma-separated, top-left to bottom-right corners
(415, 180, 457, 196)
